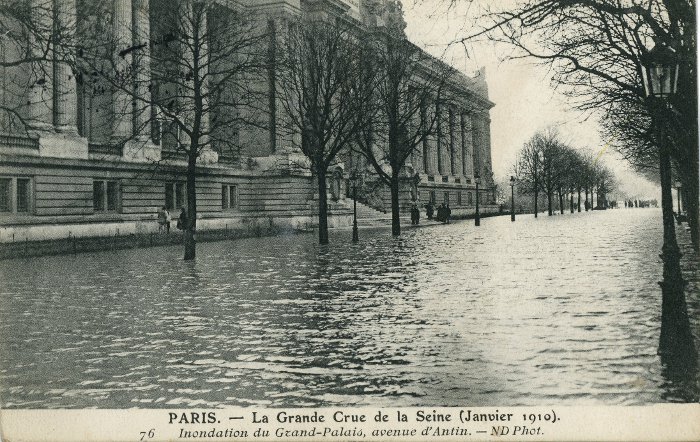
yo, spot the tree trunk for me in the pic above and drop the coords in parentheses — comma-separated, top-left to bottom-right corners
(577, 189, 581, 212)
(534, 179, 538, 218)
(184, 152, 198, 261)
(570, 191, 574, 213)
(585, 187, 589, 211)
(390, 172, 401, 236)
(547, 191, 553, 216)
(558, 188, 564, 214)
(316, 166, 329, 245)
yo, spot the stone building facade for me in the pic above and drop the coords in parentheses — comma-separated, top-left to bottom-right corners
(0, 0, 496, 244)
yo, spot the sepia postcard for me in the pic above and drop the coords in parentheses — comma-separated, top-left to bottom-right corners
(0, 0, 698, 440)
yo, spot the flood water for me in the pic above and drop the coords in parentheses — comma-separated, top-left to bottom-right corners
(1, 208, 698, 408)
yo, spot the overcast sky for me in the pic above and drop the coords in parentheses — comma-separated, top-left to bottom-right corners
(401, 0, 661, 199)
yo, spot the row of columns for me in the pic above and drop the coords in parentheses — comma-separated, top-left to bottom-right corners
(28, 0, 153, 143)
(413, 104, 490, 181)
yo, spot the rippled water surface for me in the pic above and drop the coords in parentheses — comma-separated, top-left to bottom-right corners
(1, 209, 698, 408)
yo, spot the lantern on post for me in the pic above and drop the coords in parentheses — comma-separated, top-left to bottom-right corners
(640, 43, 680, 99)
(640, 41, 687, 357)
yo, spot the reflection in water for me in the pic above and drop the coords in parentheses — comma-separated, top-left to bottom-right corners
(0, 209, 698, 408)
(659, 235, 699, 402)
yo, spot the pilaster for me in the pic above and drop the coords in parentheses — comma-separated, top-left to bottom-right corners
(470, 113, 483, 178)
(462, 112, 474, 179)
(53, 0, 79, 134)
(27, 0, 54, 132)
(132, 0, 152, 142)
(452, 107, 463, 176)
(111, 0, 133, 143)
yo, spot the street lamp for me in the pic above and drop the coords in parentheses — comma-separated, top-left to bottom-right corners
(641, 44, 680, 99)
(510, 176, 516, 222)
(641, 42, 687, 355)
(350, 170, 359, 242)
(474, 172, 481, 226)
(675, 180, 682, 224)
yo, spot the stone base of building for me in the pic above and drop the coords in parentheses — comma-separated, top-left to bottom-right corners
(0, 212, 354, 259)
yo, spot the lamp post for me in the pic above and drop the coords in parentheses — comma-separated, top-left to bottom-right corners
(474, 173, 481, 226)
(675, 180, 682, 224)
(641, 42, 688, 355)
(510, 176, 516, 222)
(350, 171, 359, 242)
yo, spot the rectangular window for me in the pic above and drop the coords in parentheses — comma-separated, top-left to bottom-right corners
(106, 181, 119, 211)
(16, 178, 30, 213)
(429, 191, 436, 204)
(0, 178, 10, 212)
(165, 182, 185, 210)
(222, 184, 238, 210)
(0, 177, 33, 214)
(444, 192, 450, 205)
(457, 192, 462, 206)
(94, 179, 120, 212)
(93, 181, 105, 211)
(468, 192, 473, 204)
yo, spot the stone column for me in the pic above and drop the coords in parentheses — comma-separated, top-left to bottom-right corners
(420, 101, 429, 174)
(270, 16, 299, 154)
(27, 0, 54, 131)
(177, 0, 196, 151)
(452, 107, 463, 177)
(448, 108, 457, 176)
(179, 1, 217, 163)
(53, 0, 78, 134)
(435, 102, 444, 175)
(471, 113, 483, 178)
(111, 0, 133, 142)
(426, 101, 438, 175)
(411, 105, 422, 173)
(132, 0, 151, 141)
(483, 114, 493, 184)
(462, 112, 474, 179)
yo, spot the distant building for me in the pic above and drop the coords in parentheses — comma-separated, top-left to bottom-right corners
(0, 0, 496, 244)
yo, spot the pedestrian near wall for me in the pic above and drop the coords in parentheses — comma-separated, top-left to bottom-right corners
(165, 208, 171, 234)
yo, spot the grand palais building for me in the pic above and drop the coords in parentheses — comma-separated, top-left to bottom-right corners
(0, 0, 496, 244)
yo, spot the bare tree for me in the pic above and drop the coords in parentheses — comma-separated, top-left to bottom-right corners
(276, 18, 374, 245)
(534, 129, 568, 216)
(353, 11, 450, 236)
(76, 0, 265, 260)
(451, 0, 698, 250)
(515, 132, 544, 217)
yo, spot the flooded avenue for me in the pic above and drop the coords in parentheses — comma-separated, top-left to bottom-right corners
(1, 208, 698, 408)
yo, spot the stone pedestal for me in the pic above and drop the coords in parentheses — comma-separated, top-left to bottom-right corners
(199, 149, 219, 165)
(122, 140, 161, 162)
(38, 133, 88, 159)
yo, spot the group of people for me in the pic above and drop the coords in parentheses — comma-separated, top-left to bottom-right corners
(423, 202, 451, 224)
(157, 207, 188, 233)
(624, 199, 656, 208)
